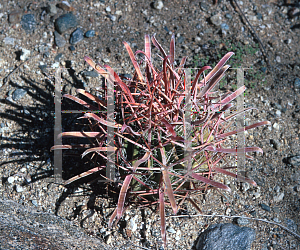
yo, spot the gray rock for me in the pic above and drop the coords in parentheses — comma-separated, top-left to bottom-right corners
(3, 37, 15, 45)
(294, 78, 300, 89)
(46, 3, 57, 15)
(85, 30, 96, 38)
(108, 14, 116, 22)
(8, 10, 22, 24)
(12, 88, 27, 101)
(54, 53, 64, 62)
(270, 139, 281, 150)
(225, 13, 232, 19)
(55, 12, 78, 34)
(288, 155, 300, 167)
(210, 14, 222, 26)
(196, 223, 255, 250)
(82, 70, 99, 78)
(221, 23, 229, 30)
(273, 192, 284, 202)
(21, 14, 36, 34)
(70, 28, 84, 44)
(54, 31, 66, 48)
(0, 198, 110, 249)
(237, 217, 250, 226)
(260, 203, 271, 212)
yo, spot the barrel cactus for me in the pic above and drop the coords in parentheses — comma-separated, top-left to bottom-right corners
(51, 34, 270, 247)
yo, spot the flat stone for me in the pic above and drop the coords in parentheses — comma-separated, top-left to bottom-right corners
(237, 217, 250, 226)
(85, 30, 95, 38)
(260, 203, 271, 212)
(196, 223, 255, 250)
(55, 12, 78, 34)
(54, 53, 64, 62)
(82, 70, 99, 78)
(3, 37, 15, 45)
(70, 28, 84, 44)
(54, 31, 66, 48)
(12, 88, 27, 101)
(21, 14, 36, 34)
(8, 10, 22, 24)
(210, 14, 222, 26)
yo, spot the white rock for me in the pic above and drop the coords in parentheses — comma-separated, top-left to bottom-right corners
(16, 184, 25, 192)
(20, 48, 31, 61)
(275, 110, 281, 117)
(154, 0, 164, 10)
(115, 10, 122, 15)
(106, 6, 111, 12)
(273, 122, 280, 130)
(51, 62, 60, 68)
(276, 56, 281, 63)
(273, 192, 284, 202)
(175, 229, 181, 240)
(130, 215, 138, 231)
(7, 176, 15, 184)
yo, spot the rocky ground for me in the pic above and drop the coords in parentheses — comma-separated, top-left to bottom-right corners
(0, 0, 300, 249)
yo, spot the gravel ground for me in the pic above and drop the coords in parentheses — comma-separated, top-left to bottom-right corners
(0, 0, 300, 249)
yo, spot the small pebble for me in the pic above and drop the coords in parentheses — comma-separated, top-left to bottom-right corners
(46, 3, 57, 15)
(21, 14, 36, 34)
(8, 10, 22, 24)
(70, 28, 84, 44)
(16, 184, 25, 193)
(7, 176, 15, 184)
(54, 31, 66, 48)
(273, 192, 284, 202)
(31, 200, 38, 206)
(260, 67, 267, 73)
(3, 37, 15, 45)
(82, 70, 99, 78)
(276, 56, 281, 63)
(294, 78, 300, 89)
(105, 6, 111, 12)
(237, 217, 250, 226)
(20, 48, 30, 61)
(69, 45, 75, 51)
(85, 30, 95, 38)
(210, 14, 222, 26)
(54, 53, 64, 62)
(107, 14, 116, 22)
(167, 227, 176, 234)
(154, 0, 164, 10)
(273, 123, 280, 130)
(225, 13, 232, 19)
(55, 13, 78, 34)
(260, 203, 271, 212)
(275, 109, 281, 116)
(12, 88, 27, 101)
(221, 23, 229, 30)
